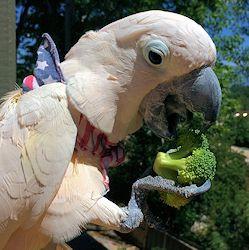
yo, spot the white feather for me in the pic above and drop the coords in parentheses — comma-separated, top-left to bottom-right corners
(0, 83, 77, 248)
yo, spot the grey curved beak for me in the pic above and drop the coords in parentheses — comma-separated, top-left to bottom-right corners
(140, 67, 222, 138)
(182, 67, 222, 123)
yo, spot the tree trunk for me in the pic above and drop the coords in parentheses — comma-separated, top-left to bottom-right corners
(0, 0, 16, 97)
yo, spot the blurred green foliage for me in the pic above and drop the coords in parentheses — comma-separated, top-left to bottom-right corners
(16, 0, 249, 249)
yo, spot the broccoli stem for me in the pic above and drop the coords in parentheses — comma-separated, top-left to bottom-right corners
(160, 154, 186, 171)
(154, 152, 187, 180)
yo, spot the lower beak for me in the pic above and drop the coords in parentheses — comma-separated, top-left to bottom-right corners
(140, 67, 222, 138)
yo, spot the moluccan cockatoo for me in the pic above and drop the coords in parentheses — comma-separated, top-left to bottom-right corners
(0, 10, 221, 249)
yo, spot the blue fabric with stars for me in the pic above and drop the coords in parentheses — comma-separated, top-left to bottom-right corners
(23, 33, 65, 92)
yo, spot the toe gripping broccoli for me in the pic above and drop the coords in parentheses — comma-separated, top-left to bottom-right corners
(153, 130, 216, 208)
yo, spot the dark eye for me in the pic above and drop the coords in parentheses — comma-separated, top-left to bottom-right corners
(148, 51, 162, 65)
(142, 40, 169, 67)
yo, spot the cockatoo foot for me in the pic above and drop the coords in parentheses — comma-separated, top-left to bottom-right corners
(117, 176, 211, 232)
(119, 206, 143, 233)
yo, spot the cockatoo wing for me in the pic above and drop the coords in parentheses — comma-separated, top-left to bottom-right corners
(18, 83, 77, 226)
(0, 83, 77, 231)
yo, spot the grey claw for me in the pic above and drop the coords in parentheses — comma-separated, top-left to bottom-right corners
(134, 175, 211, 198)
(180, 179, 211, 198)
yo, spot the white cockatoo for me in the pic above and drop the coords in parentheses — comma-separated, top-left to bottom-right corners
(0, 10, 221, 249)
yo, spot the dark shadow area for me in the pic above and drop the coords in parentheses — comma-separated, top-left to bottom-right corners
(67, 233, 107, 250)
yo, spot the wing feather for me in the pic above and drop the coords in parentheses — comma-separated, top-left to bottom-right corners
(0, 83, 77, 234)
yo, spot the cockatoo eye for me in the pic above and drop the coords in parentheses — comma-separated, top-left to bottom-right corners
(143, 40, 169, 67)
(148, 50, 162, 65)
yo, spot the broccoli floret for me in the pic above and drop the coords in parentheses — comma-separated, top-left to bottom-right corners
(178, 147, 216, 184)
(160, 192, 190, 209)
(154, 131, 216, 208)
(154, 132, 216, 186)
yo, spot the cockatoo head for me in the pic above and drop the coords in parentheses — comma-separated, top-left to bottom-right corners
(62, 10, 221, 142)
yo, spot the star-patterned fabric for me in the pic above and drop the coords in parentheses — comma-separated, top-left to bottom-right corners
(22, 33, 64, 92)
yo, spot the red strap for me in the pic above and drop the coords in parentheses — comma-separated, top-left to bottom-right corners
(76, 116, 125, 189)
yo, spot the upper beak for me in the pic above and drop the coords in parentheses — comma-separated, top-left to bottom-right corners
(140, 67, 222, 138)
(181, 67, 222, 123)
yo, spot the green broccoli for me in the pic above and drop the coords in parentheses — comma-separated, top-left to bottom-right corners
(154, 130, 216, 208)
(154, 132, 216, 185)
